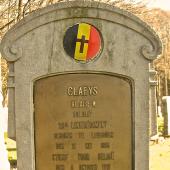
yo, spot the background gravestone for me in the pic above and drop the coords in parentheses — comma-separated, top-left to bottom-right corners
(0, 1, 161, 170)
(162, 97, 170, 136)
(149, 63, 158, 137)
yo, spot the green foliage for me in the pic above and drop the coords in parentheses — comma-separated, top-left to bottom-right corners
(157, 117, 164, 135)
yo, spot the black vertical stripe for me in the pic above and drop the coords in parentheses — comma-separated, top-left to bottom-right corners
(63, 24, 78, 58)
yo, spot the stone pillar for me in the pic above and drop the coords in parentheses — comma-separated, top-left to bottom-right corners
(162, 96, 170, 136)
(149, 64, 158, 137)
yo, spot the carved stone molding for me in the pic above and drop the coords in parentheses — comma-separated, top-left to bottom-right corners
(0, 0, 162, 62)
(141, 45, 156, 60)
(7, 63, 16, 139)
(2, 44, 22, 62)
(149, 68, 158, 86)
(141, 40, 162, 61)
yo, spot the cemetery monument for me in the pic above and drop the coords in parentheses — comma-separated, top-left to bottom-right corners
(0, 1, 162, 170)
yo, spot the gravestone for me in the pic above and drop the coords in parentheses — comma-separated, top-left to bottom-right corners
(162, 96, 170, 136)
(0, 1, 162, 170)
(149, 63, 158, 137)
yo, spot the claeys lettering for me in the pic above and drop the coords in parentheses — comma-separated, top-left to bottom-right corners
(67, 86, 98, 96)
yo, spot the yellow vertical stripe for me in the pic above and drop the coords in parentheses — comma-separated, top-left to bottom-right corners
(74, 23, 91, 61)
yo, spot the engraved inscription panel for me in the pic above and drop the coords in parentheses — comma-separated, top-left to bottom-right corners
(34, 73, 132, 170)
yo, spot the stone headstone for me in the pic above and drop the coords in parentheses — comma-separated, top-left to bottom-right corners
(162, 96, 170, 136)
(0, 1, 161, 170)
(149, 64, 158, 137)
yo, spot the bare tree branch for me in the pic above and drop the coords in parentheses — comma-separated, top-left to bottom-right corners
(0, 19, 15, 30)
(23, 0, 31, 17)
(17, 0, 23, 21)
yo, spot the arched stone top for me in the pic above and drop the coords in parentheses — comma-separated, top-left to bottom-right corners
(0, 0, 162, 62)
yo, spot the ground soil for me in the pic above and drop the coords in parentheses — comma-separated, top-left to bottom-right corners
(150, 137, 170, 170)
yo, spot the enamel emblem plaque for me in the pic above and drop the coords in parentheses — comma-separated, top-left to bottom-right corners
(63, 23, 102, 62)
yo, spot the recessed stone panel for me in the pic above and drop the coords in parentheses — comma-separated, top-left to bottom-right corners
(34, 73, 132, 170)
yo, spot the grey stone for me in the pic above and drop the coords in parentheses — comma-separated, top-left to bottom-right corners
(0, 1, 162, 170)
(149, 64, 158, 137)
(162, 96, 170, 136)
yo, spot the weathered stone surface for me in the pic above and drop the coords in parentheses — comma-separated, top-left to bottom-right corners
(34, 73, 132, 170)
(149, 64, 158, 137)
(0, 1, 161, 170)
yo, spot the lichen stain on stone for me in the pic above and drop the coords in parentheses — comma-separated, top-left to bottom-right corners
(67, 8, 89, 18)
(107, 41, 115, 64)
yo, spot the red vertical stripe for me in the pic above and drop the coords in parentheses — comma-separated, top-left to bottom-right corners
(87, 26, 101, 60)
